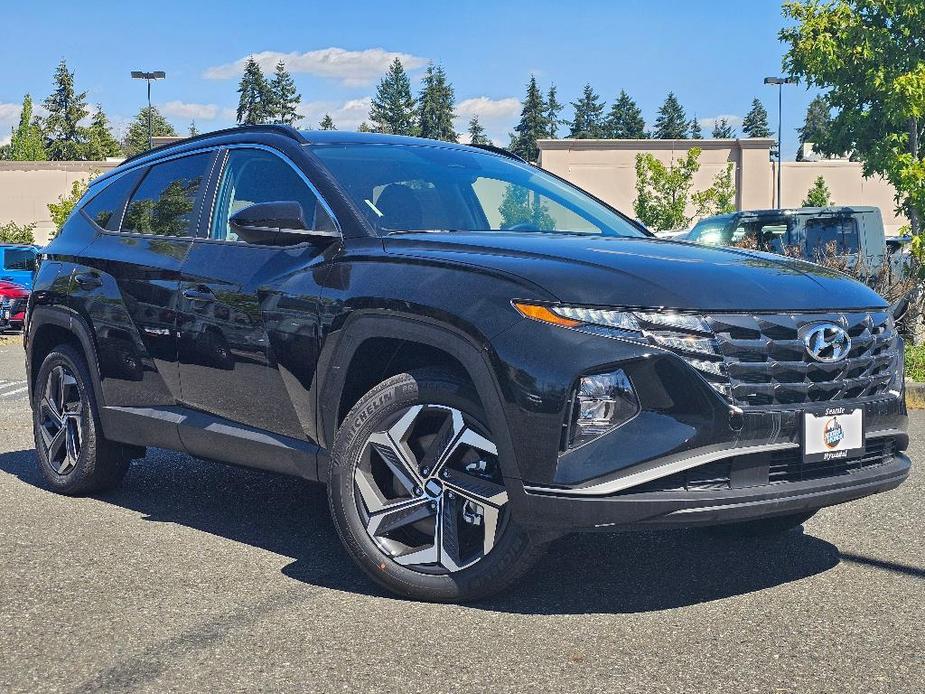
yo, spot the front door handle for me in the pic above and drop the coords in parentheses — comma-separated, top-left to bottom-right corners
(74, 272, 102, 289)
(182, 287, 215, 303)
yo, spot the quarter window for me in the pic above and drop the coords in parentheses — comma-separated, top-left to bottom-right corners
(122, 153, 211, 237)
(81, 169, 145, 231)
(211, 149, 333, 242)
(3, 248, 36, 271)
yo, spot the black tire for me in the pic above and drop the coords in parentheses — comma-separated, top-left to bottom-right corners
(32, 344, 132, 495)
(328, 370, 546, 602)
(703, 510, 818, 538)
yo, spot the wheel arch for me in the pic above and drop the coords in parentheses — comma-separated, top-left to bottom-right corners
(316, 311, 522, 482)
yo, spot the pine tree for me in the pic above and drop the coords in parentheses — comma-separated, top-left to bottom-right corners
(544, 85, 564, 138)
(42, 59, 89, 160)
(742, 98, 771, 138)
(510, 76, 547, 162)
(467, 116, 491, 145)
(568, 83, 605, 139)
(417, 63, 457, 142)
(369, 58, 417, 135)
(84, 106, 121, 160)
(122, 106, 176, 157)
(236, 57, 273, 125)
(9, 94, 47, 160)
(319, 114, 336, 130)
(689, 117, 703, 139)
(802, 175, 833, 207)
(357, 121, 373, 133)
(711, 118, 735, 138)
(189, 121, 199, 136)
(653, 92, 688, 139)
(796, 95, 832, 160)
(604, 90, 645, 138)
(270, 61, 301, 125)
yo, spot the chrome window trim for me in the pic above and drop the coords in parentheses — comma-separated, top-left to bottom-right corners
(523, 428, 903, 497)
(83, 143, 341, 240)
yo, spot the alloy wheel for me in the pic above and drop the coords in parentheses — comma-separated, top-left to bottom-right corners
(38, 365, 84, 475)
(354, 404, 508, 573)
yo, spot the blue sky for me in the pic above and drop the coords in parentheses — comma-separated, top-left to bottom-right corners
(1, 1, 816, 157)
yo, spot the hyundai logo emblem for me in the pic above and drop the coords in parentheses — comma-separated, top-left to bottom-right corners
(801, 322, 851, 363)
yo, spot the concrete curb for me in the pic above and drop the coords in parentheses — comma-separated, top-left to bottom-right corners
(904, 379, 925, 408)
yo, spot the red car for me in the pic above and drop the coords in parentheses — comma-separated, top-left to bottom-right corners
(0, 280, 29, 332)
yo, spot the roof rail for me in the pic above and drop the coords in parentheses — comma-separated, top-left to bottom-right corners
(468, 143, 528, 164)
(118, 124, 307, 168)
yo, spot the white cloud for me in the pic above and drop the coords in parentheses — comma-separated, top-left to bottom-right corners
(297, 96, 372, 131)
(454, 96, 520, 145)
(203, 48, 429, 86)
(0, 102, 22, 133)
(698, 114, 744, 131)
(159, 100, 223, 120)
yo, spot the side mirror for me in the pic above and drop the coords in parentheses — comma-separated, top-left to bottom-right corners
(229, 201, 340, 246)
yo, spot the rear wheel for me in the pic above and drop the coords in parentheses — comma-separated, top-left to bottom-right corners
(33, 344, 132, 495)
(704, 510, 818, 538)
(328, 370, 545, 602)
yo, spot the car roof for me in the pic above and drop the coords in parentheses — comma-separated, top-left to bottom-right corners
(91, 125, 521, 191)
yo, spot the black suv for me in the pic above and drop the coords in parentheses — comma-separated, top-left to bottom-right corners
(25, 126, 910, 602)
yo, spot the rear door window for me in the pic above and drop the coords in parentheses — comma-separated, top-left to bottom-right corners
(122, 153, 212, 237)
(804, 217, 860, 257)
(2, 248, 36, 271)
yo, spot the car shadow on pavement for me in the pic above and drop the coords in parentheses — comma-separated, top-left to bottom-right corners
(1, 447, 848, 614)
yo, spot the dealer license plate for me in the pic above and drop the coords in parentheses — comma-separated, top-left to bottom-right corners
(803, 407, 864, 464)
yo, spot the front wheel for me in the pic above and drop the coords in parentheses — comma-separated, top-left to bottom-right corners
(328, 370, 545, 602)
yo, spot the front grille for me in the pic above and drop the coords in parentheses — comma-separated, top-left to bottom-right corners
(620, 437, 896, 494)
(638, 310, 900, 408)
(9, 297, 26, 314)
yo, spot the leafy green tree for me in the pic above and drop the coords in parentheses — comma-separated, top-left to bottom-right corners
(0, 221, 36, 244)
(467, 116, 491, 145)
(782, 0, 925, 233)
(357, 121, 373, 132)
(42, 60, 89, 160)
(270, 61, 301, 125)
(689, 117, 703, 139)
(544, 85, 564, 138)
(510, 76, 547, 162)
(0, 144, 10, 160)
(122, 106, 177, 157)
(189, 121, 199, 136)
(742, 98, 772, 137)
(319, 114, 336, 130)
(711, 118, 735, 138)
(796, 95, 832, 160)
(693, 163, 737, 217)
(236, 57, 273, 125)
(417, 63, 457, 142)
(604, 90, 646, 138)
(499, 185, 555, 229)
(803, 175, 833, 207)
(568, 83, 605, 139)
(84, 106, 121, 160)
(9, 94, 47, 160)
(47, 176, 91, 237)
(369, 58, 417, 135)
(633, 148, 702, 230)
(653, 92, 689, 139)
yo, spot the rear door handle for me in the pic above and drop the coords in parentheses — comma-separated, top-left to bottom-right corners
(182, 287, 215, 303)
(74, 272, 102, 289)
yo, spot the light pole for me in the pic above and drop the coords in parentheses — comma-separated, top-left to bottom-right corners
(764, 76, 795, 208)
(130, 70, 166, 150)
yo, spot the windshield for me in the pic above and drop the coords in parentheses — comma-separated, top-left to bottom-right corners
(308, 143, 645, 237)
(688, 215, 735, 245)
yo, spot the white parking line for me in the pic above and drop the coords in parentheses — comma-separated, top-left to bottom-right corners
(0, 381, 28, 398)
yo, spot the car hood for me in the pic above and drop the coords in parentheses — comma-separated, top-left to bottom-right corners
(383, 232, 888, 311)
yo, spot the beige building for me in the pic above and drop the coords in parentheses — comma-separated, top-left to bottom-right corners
(0, 138, 908, 246)
(537, 138, 907, 234)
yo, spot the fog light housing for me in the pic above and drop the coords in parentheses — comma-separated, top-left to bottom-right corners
(565, 369, 639, 450)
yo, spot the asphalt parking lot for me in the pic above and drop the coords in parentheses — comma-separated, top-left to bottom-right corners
(0, 334, 922, 693)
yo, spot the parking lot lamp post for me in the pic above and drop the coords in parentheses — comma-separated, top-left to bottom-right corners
(764, 76, 795, 208)
(130, 71, 166, 151)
